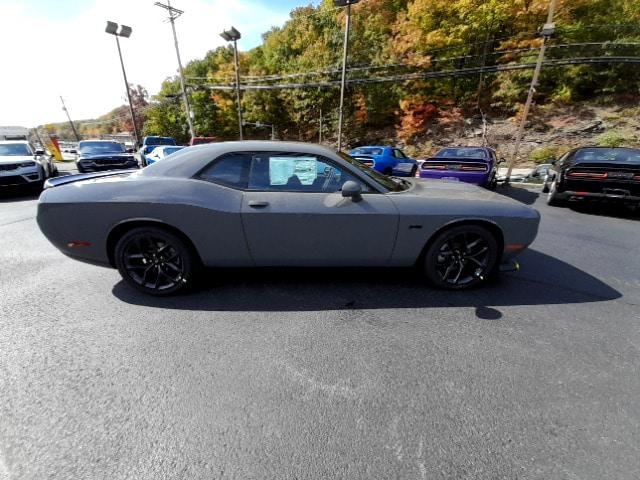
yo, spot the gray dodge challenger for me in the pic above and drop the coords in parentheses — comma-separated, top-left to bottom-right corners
(37, 141, 540, 295)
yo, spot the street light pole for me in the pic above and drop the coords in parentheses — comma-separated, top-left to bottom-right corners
(506, 0, 557, 182)
(154, 1, 196, 140)
(232, 38, 243, 140)
(220, 27, 243, 140)
(335, 0, 359, 151)
(59, 96, 81, 142)
(106, 22, 140, 147)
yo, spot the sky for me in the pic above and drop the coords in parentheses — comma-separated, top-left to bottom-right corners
(0, 0, 317, 127)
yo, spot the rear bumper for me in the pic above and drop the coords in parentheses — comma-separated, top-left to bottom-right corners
(419, 171, 490, 184)
(558, 190, 640, 204)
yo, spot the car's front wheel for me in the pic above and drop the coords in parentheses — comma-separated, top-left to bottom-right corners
(115, 226, 196, 296)
(423, 225, 498, 290)
(546, 178, 566, 207)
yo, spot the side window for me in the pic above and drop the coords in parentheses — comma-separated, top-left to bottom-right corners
(248, 152, 369, 193)
(393, 149, 407, 159)
(197, 152, 251, 189)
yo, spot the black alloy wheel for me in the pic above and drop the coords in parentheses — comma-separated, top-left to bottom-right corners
(115, 227, 195, 295)
(424, 225, 498, 290)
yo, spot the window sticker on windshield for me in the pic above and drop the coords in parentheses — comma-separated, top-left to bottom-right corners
(269, 156, 317, 185)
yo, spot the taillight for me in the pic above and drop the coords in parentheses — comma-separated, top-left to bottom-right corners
(421, 164, 447, 170)
(567, 171, 608, 179)
(460, 165, 487, 172)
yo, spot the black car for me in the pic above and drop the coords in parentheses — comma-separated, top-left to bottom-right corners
(544, 147, 640, 207)
(76, 140, 139, 173)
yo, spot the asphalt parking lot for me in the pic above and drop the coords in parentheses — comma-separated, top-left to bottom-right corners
(0, 169, 639, 479)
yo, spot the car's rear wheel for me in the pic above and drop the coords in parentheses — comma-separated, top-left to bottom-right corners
(423, 225, 498, 290)
(115, 227, 195, 296)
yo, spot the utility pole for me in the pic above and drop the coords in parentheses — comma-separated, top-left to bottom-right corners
(59, 96, 81, 142)
(505, 0, 557, 182)
(154, 0, 195, 140)
(334, 0, 360, 151)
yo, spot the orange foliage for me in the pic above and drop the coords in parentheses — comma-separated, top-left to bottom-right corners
(397, 95, 438, 141)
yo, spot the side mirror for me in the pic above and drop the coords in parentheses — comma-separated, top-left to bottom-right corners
(35, 149, 45, 156)
(341, 180, 362, 202)
(126, 148, 135, 153)
(550, 159, 557, 165)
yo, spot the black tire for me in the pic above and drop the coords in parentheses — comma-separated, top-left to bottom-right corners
(546, 178, 566, 207)
(423, 225, 498, 290)
(383, 167, 393, 176)
(115, 226, 196, 296)
(77, 165, 85, 174)
(410, 166, 417, 177)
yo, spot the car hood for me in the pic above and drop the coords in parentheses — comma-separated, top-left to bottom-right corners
(402, 178, 523, 205)
(0, 155, 35, 164)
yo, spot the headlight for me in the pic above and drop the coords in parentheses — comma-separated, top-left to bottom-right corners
(20, 161, 36, 167)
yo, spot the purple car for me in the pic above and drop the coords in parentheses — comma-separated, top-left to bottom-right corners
(419, 146, 502, 189)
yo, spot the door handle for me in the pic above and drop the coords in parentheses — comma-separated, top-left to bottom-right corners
(248, 201, 269, 208)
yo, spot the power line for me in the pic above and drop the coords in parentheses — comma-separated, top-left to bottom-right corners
(185, 41, 640, 86)
(189, 56, 640, 91)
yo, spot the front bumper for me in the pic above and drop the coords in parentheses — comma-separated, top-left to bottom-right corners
(77, 160, 139, 172)
(0, 166, 42, 187)
(392, 162, 418, 177)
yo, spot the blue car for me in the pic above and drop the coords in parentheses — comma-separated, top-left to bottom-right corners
(349, 146, 418, 177)
(139, 136, 177, 166)
(144, 145, 186, 165)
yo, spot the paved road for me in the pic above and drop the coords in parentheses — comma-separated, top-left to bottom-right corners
(0, 179, 639, 479)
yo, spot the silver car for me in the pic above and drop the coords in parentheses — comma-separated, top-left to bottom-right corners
(37, 141, 540, 295)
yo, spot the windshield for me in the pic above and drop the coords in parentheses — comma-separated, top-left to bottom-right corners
(0, 143, 32, 156)
(436, 147, 488, 159)
(350, 147, 383, 156)
(338, 152, 410, 192)
(79, 141, 125, 154)
(146, 137, 175, 146)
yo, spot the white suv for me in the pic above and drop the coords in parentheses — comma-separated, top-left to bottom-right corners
(0, 141, 57, 190)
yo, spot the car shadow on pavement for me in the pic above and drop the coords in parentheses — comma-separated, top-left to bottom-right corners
(112, 249, 621, 312)
(496, 185, 540, 205)
(568, 203, 640, 221)
(0, 189, 40, 203)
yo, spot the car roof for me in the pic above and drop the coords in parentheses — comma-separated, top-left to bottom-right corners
(0, 140, 29, 144)
(352, 145, 389, 149)
(141, 141, 341, 178)
(79, 139, 120, 143)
